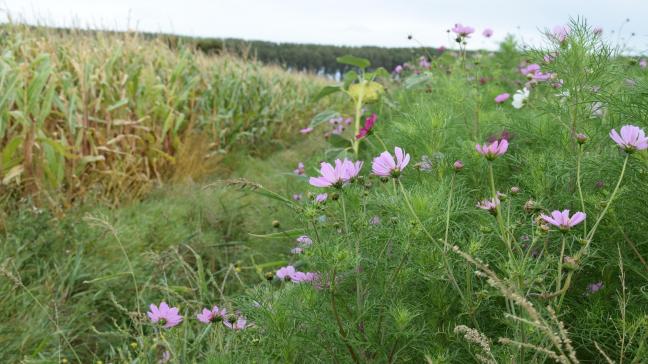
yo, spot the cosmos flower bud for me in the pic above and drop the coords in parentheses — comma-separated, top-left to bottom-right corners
(576, 133, 588, 144)
(453, 160, 464, 171)
(272, 220, 280, 228)
(510, 186, 520, 195)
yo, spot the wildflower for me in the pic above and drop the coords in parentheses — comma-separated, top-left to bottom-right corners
(356, 113, 378, 139)
(475, 139, 508, 160)
(147, 302, 183, 329)
(370, 216, 381, 225)
(453, 160, 464, 171)
(552, 25, 569, 43)
(159, 351, 171, 364)
(296, 235, 313, 246)
(593, 27, 603, 36)
(197, 306, 227, 324)
(224, 315, 248, 330)
(315, 193, 328, 203)
(452, 23, 475, 38)
(540, 210, 586, 231)
(419, 56, 430, 69)
(394, 65, 403, 74)
(414, 155, 433, 172)
(586, 281, 604, 294)
(609, 125, 648, 153)
(510, 186, 520, 195)
(494, 93, 510, 104)
(477, 198, 500, 215)
(595, 180, 605, 189)
(292, 194, 302, 201)
(309, 159, 363, 188)
(520, 64, 541, 77)
(512, 88, 530, 109)
(639, 59, 647, 69)
(276, 265, 297, 281)
(576, 133, 588, 144)
(291, 271, 319, 283)
(523, 199, 538, 213)
(300, 127, 313, 134)
(482, 28, 493, 38)
(293, 162, 305, 176)
(372, 147, 411, 178)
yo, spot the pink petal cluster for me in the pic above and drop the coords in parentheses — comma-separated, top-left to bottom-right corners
(452, 23, 475, 37)
(640, 59, 648, 69)
(309, 159, 363, 187)
(553, 25, 570, 42)
(293, 162, 305, 176)
(315, 193, 328, 203)
(477, 198, 500, 214)
(275, 265, 318, 283)
(540, 210, 586, 231)
(197, 306, 227, 324)
(482, 28, 493, 38)
(494, 93, 510, 104)
(291, 235, 313, 254)
(419, 56, 430, 69)
(224, 316, 248, 330)
(356, 113, 378, 139)
(372, 147, 411, 178)
(475, 139, 508, 160)
(610, 125, 648, 153)
(147, 302, 183, 329)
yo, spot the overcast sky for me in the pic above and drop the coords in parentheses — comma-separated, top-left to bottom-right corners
(2, 0, 647, 52)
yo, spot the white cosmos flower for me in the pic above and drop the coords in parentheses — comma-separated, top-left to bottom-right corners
(512, 88, 530, 109)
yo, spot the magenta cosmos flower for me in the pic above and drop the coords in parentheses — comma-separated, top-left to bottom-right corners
(276, 265, 297, 281)
(610, 125, 648, 153)
(357, 113, 378, 139)
(309, 159, 363, 188)
(197, 306, 227, 324)
(494, 93, 510, 104)
(372, 147, 410, 178)
(476, 139, 508, 160)
(540, 210, 586, 231)
(482, 28, 493, 38)
(147, 302, 183, 329)
(477, 198, 500, 214)
(452, 23, 475, 37)
(224, 315, 248, 330)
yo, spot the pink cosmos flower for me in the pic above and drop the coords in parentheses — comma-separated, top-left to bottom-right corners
(197, 306, 227, 324)
(453, 160, 464, 171)
(477, 198, 500, 214)
(394, 65, 403, 74)
(276, 265, 297, 281)
(370, 216, 381, 225)
(475, 139, 509, 160)
(593, 27, 603, 36)
(552, 25, 570, 42)
(356, 113, 378, 139)
(309, 159, 363, 187)
(315, 193, 328, 203)
(292, 194, 302, 201)
(586, 281, 604, 294)
(300, 127, 313, 134)
(372, 147, 411, 178)
(495, 93, 510, 104)
(296, 235, 313, 246)
(419, 56, 430, 68)
(610, 125, 648, 153)
(640, 59, 648, 69)
(483, 28, 493, 38)
(540, 210, 586, 231)
(293, 162, 305, 176)
(520, 64, 541, 76)
(452, 23, 475, 37)
(224, 315, 248, 330)
(147, 302, 183, 329)
(291, 271, 319, 283)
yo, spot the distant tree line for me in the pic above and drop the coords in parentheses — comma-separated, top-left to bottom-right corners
(190, 38, 439, 74)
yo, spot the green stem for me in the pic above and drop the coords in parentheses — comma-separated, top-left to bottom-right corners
(557, 235, 566, 295)
(443, 174, 456, 251)
(351, 79, 365, 158)
(583, 155, 629, 250)
(576, 144, 586, 235)
(487, 162, 510, 253)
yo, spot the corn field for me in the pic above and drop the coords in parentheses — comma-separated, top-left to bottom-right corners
(0, 24, 326, 207)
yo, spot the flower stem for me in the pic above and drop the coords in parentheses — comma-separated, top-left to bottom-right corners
(576, 144, 586, 235)
(557, 235, 566, 295)
(487, 162, 510, 253)
(584, 154, 629, 249)
(443, 174, 456, 251)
